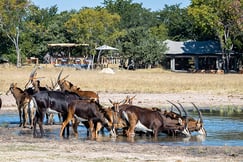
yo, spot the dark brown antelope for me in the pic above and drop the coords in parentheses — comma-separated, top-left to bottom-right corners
(166, 101, 206, 136)
(109, 99, 191, 138)
(59, 99, 122, 138)
(187, 103, 206, 135)
(113, 103, 174, 138)
(24, 67, 62, 125)
(6, 83, 35, 128)
(57, 69, 99, 102)
(31, 90, 83, 137)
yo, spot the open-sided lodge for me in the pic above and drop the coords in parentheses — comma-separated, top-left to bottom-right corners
(164, 40, 241, 73)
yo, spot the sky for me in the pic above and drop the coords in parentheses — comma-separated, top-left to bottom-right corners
(31, 0, 190, 12)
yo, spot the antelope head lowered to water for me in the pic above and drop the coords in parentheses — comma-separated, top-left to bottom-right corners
(166, 100, 206, 136)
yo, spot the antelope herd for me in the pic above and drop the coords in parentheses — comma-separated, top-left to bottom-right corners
(2, 67, 207, 140)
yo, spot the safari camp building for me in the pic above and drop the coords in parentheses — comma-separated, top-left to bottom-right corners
(164, 40, 239, 72)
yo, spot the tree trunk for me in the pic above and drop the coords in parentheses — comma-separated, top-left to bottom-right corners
(7, 27, 21, 68)
(16, 45, 21, 68)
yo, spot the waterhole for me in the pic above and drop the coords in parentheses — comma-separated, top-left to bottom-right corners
(0, 110, 242, 146)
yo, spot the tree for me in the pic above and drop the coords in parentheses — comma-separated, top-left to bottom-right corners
(23, 5, 71, 62)
(0, 0, 30, 67)
(118, 26, 167, 68)
(0, 30, 12, 61)
(188, 0, 243, 72)
(104, 0, 156, 29)
(149, 24, 168, 41)
(64, 8, 121, 46)
(104, 0, 166, 68)
(156, 4, 211, 41)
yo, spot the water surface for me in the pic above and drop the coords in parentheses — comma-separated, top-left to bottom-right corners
(0, 110, 243, 146)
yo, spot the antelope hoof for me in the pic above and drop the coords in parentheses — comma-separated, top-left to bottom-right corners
(126, 131, 135, 137)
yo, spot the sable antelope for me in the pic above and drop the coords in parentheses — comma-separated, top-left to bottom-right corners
(109, 100, 191, 138)
(31, 79, 62, 124)
(25, 67, 62, 125)
(59, 99, 121, 138)
(182, 102, 206, 135)
(61, 99, 126, 138)
(31, 90, 83, 137)
(110, 100, 162, 137)
(6, 83, 35, 128)
(77, 98, 127, 137)
(116, 104, 167, 137)
(5, 67, 42, 128)
(165, 101, 206, 136)
(57, 69, 99, 102)
(100, 107, 127, 136)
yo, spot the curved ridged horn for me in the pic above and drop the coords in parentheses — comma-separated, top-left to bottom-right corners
(191, 102, 206, 135)
(177, 102, 187, 118)
(57, 68, 64, 81)
(25, 66, 38, 88)
(166, 100, 181, 116)
(191, 102, 203, 123)
(51, 79, 55, 88)
(57, 69, 69, 82)
(56, 69, 69, 88)
(177, 102, 190, 136)
(30, 66, 38, 79)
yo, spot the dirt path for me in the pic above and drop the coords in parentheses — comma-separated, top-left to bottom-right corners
(0, 93, 243, 161)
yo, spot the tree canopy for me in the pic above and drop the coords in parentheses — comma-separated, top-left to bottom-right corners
(188, 0, 243, 71)
(0, 0, 242, 70)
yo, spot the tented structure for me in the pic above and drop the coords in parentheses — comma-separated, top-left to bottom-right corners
(96, 45, 118, 51)
(96, 45, 118, 63)
(94, 45, 119, 68)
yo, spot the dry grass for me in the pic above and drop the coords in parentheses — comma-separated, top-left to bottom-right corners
(0, 64, 243, 95)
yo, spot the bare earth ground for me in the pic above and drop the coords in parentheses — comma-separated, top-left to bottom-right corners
(0, 93, 243, 162)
